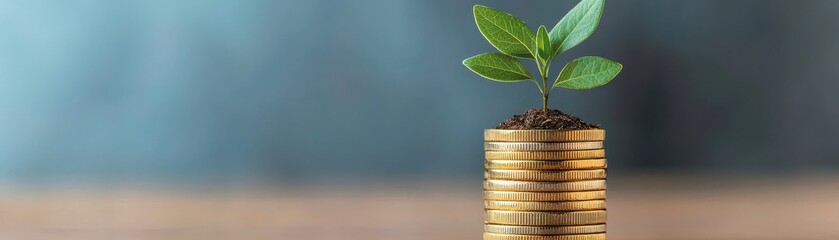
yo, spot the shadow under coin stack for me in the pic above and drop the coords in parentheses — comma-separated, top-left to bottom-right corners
(483, 129, 608, 240)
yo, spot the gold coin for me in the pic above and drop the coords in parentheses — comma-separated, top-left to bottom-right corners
(485, 170, 606, 181)
(483, 232, 606, 240)
(484, 180, 606, 192)
(485, 159, 607, 170)
(484, 210, 607, 225)
(484, 129, 605, 142)
(485, 150, 605, 160)
(484, 224, 606, 235)
(484, 190, 606, 201)
(485, 200, 607, 211)
(484, 142, 603, 151)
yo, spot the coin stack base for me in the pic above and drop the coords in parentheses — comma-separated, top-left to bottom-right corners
(484, 129, 608, 240)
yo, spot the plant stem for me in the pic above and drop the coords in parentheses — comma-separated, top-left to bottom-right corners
(534, 57, 550, 111)
(540, 59, 550, 111)
(542, 74, 548, 111)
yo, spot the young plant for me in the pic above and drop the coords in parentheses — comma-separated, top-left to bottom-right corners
(463, 0, 622, 110)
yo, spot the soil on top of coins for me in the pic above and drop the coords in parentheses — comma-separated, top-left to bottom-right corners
(496, 109, 601, 130)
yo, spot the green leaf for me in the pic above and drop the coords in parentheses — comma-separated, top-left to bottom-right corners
(553, 56, 622, 90)
(549, 0, 604, 57)
(536, 25, 551, 64)
(473, 5, 536, 59)
(463, 53, 533, 82)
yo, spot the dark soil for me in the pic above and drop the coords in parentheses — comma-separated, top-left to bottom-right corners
(496, 109, 601, 130)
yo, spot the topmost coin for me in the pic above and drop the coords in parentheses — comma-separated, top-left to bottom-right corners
(485, 129, 605, 142)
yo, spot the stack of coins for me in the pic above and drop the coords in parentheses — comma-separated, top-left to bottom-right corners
(483, 129, 607, 240)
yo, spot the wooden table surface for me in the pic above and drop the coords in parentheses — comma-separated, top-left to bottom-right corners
(0, 176, 837, 240)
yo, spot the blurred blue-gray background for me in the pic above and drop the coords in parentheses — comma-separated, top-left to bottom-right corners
(1, 0, 838, 185)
